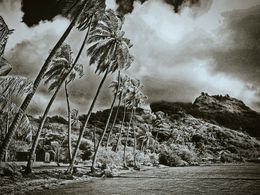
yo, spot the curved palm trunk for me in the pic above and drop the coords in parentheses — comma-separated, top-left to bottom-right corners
(65, 81, 72, 161)
(25, 80, 64, 173)
(91, 71, 120, 171)
(114, 99, 126, 152)
(25, 25, 91, 173)
(0, 3, 83, 161)
(123, 108, 134, 168)
(68, 68, 109, 174)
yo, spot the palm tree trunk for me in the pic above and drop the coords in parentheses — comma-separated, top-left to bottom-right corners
(93, 126, 96, 150)
(68, 68, 109, 173)
(25, 20, 91, 173)
(123, 108, 134, 168)
(91, 71, 120, 171)
(65, 81, 72, 161)
(105, 96, 121, 148)
(132, 108, 137, 166)
(105, 74, 122, 149)
(4, 113, 9, 162)
(25, 79, 64, 173)
(114, 99, 126, 152)
(141, 139, 145, 152)
(0, 4, 83, 161)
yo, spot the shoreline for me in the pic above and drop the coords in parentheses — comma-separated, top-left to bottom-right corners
(1, 162, 259, 195)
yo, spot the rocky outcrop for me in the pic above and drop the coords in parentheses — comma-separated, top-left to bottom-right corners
(151, 93, 260, 137)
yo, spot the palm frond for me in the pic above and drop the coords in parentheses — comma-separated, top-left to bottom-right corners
(0, 76, 33, 98)
(0, 16, 14, 57)
(44, 43, 73, 91)
(87, 9, 133, 75)
(67, 64, 84, 84)
(0, 95, 32, 134)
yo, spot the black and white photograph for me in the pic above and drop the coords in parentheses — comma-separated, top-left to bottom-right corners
(0, 0, 260, 194)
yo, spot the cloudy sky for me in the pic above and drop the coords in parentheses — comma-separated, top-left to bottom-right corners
(0, 0, 259, 116)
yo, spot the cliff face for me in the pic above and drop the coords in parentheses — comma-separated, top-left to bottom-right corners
(151, 93, 260, 137)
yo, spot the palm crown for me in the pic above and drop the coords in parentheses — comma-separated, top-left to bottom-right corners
(87, 9, 134, 75)
(44, 44, 83, 91)
(61, 0, 106, 31)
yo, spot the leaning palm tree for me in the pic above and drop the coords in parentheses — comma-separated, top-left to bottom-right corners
(68, 9, 133, 173)
(25, 44, 83, 173)
(0, 76, 33, 161)
(0, 0, 106, 161)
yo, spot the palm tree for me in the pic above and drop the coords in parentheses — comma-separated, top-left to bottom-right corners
(68, 9, 133, 173)
(64, 81, 72, 161)
(122, 78, 147, 167)
(0, 76, 33, 161)
(0, 0, 107, 161)
(25, 44, 83, 173)
(113, 75, 131, 152)
(105, 73, 125, 148)
(0, 0, 88, 161)
(64, 67, 84, 161)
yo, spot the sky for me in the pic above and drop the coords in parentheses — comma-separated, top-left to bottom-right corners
(0, 0, 259, 116)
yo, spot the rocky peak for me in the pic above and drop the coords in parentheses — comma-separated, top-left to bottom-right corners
(193, 92, 251, 114)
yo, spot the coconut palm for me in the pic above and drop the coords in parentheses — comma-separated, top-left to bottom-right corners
(68, 9, 133, 173)
(122, 78, 147, 167)
(113, 75, 131, 152)
(25, 44, 83, 173)
(65, 73, 84, 161)
(0, 77, 33, 162)
(105, 73, 125, 148)
(0, 0, 106, 161)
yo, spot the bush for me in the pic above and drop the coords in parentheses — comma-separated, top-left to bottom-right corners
(178, 148, 195, 163)
(159, 150, 182, 166)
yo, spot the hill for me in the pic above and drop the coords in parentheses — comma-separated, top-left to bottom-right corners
(150, 93, 260, 137)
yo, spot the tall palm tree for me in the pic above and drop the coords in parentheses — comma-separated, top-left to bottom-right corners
(25, 44, 83, 173)
(105, 73, 125, 148)
(0, 0, 89, 161)
(68, 9, 133, 173)
(122, 78, 147, 167)
(64, 65, 84, 161)
(113, 75, 131, 152)
(64, 81, 72, 161)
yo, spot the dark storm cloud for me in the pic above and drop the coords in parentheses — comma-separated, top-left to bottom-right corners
(21, 0, 62, 26)
(115, 0, 212, 15)
(212, 5, 260, 85)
